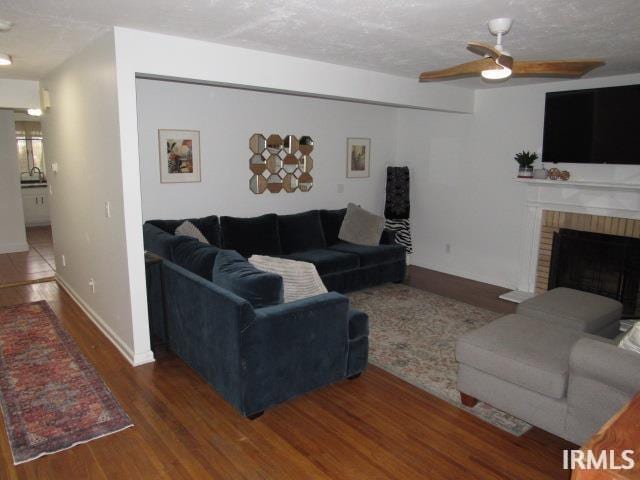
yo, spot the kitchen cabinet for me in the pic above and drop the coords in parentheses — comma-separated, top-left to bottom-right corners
(22, 186, 50, 226)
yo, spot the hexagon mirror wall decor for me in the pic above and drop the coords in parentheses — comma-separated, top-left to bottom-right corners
(249, 134, 266, 154)
(299, 136, 314, 155)
(249, 133, 315, 194)
(283, 135, 299, 154)
(266, 134, 283, 154)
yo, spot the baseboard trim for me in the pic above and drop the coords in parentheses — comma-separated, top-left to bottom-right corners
(55, 275, 155, 367)
(0, 242, 29, 254)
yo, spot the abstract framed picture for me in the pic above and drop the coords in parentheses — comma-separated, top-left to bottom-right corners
(346, 137, 370, 178)
(158, 129, 201, 183)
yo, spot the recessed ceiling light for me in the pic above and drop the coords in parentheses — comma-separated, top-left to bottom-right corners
(0, 20, 12, 32)
(0, 53, 12, 66)
(27, 108, 42, 117)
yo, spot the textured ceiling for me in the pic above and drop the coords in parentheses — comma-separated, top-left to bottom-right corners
(0, 0, 639, 89)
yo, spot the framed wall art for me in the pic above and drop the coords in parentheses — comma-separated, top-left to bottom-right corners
(158, 129, 201, 183)
(346, 137, 370, 178)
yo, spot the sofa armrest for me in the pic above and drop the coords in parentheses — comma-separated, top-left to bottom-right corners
(570, 337, 640, 395)
(161, 261, 254, 410)
(380, 228, 396, 245)
(241, 292, 350, 414)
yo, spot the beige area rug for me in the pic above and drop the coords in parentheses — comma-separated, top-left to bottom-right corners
(348, 283, 532, 436)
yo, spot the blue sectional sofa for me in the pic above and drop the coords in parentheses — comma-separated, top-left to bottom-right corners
(145, 209, 406, 292)
(143, 208, 404, 418)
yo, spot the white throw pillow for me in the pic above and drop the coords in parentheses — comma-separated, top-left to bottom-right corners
(248, 255, 327, 303)
(619, 322, 640, 355)
(175, 220, 209, 244)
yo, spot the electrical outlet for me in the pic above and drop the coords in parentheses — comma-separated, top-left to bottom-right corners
(445, 243, 451, 254)
(88, 278, 96, 293)
(60, 254, 66, 267)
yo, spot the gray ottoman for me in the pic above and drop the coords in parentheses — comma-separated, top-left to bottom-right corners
(456, 314, 582, 401)
(516, 287, 622, 337)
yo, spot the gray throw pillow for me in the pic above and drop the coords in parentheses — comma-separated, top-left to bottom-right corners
(175, 220, 210, 244)
(338, 203, 385, 246)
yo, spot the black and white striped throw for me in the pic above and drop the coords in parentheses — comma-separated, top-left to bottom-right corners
(384, 166, 413, 254)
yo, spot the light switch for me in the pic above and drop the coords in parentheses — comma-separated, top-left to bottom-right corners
(105, 201, 111, 218)
(51, 162, 58, 173)
(337, 184, 344, 193)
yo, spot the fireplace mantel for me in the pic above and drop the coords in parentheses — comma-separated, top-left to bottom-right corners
(515, 178, 640, 193)
(513, 178, 640, 296)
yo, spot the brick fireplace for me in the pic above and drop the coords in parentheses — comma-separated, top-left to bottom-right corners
(535, 211, 640, 294)
(513, 179, 640, 302)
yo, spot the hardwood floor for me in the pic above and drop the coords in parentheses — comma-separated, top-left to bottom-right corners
(407, 265, 517, 315)
(0, 227, 55, 288)
(0, 278, 574, 479)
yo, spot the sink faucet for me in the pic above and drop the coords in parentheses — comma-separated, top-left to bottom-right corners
(29, 166, 43, 182)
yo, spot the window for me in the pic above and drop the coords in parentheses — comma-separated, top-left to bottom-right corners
(16, 121, 45, 177)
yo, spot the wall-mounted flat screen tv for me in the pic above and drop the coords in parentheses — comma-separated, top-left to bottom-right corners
(542, 84, 640, 164)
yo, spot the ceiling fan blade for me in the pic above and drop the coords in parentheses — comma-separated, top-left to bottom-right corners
(467, 41, 502, 59)
(419, 58, 498, 81)
(512, 60, 605, 77)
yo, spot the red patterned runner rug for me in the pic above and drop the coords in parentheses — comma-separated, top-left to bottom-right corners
(0, 301, 132, 464)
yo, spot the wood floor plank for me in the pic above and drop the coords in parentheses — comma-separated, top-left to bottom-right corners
(0, 280, 574, 479)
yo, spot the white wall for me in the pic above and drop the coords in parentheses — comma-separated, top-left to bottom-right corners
(40, 32, 153, 365)
(0, 79, 40, 109)
(399, 73, 640, 289)
(0, 109, 28, 253)
(137, 79, 397, 219)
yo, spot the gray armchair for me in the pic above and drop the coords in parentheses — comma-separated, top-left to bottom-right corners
(566, 337, 640, 444)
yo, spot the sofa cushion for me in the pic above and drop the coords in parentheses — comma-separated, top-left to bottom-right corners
(329, 241, 405, 267)
(456, 314, 583, 399)
(339, 203, 386, 246)
(248, 255, 327, 303)
(348, 309, 369, 340)
(278, 210, 327, 254)
(212, 250, 283, 308)
(320, 208, 347, 245)
(146, 215, 221, 246)
(171, 236, 220, 280)
(517, 287, 622, 334)
(220, 214, 282, 257)
(143, 223, 184, 260)
(279, 249, 360, 276)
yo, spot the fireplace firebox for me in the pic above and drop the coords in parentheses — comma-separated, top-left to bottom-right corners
(549, 228, 640, 318)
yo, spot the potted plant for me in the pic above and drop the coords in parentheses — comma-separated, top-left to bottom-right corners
(514, 150, 538, 178)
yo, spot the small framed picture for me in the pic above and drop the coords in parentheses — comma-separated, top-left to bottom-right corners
(346, 137, 370, 178)
(158, 129, 201, 183)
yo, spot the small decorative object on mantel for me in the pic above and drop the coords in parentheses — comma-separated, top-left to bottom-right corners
(158, 129, 201, 183)
(346, 138, 371, 178)
(249, 134, 313, 194)
(514, 150, 538, 178)
(533, 167, 548, 179)
(548, 167, 561, 180)
(547, 167, 570, 181)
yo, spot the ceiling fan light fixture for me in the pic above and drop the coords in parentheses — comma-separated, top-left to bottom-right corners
(0, 53, 12, 66)
(481, 66, 512, 80)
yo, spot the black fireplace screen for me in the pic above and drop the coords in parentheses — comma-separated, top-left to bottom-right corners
(548, 228, 640, 318)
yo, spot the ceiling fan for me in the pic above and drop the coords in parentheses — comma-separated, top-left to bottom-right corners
(419, 18, 605, 82)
